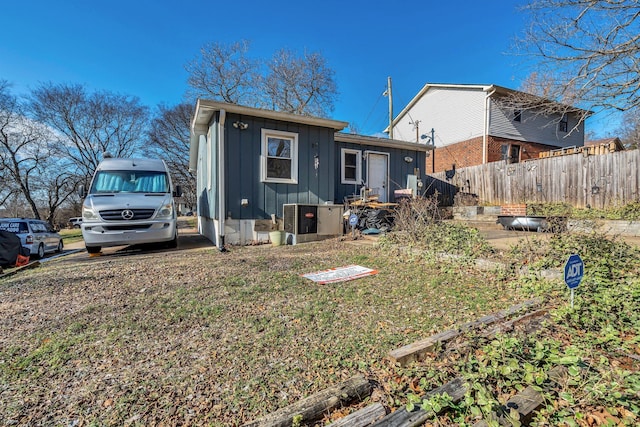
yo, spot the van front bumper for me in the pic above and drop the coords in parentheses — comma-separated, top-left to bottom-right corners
(81, 221, 177, 248)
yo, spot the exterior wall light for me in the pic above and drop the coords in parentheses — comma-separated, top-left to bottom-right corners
(232, 121, 248, 130)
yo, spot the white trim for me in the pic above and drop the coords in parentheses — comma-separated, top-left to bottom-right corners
(218, 110, 226, 246)
(335, 132, 432, 152)
(260, 129, 299, 184)
(364, 151, 390, 203)
(341, 148, 362, 184)
(193, 99, 348, 131)
(206, 130, 212, 191)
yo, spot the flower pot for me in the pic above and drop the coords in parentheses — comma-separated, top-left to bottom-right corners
(269, 230, 285, 246)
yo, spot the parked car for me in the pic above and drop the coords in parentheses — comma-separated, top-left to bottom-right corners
(68, 217, 83, 228)
(0, 218, 63, 258)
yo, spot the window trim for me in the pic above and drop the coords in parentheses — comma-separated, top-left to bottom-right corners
(513, 109, 522, 122)
(501, 143, 521, 164)
(260, 129, 298, 184)
(559, 115, 568, 133)
(341, 148, 362, 184)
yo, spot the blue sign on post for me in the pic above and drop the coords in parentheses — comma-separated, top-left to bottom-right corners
(349, 214, 358, 227)
(564, 254, 584, 289)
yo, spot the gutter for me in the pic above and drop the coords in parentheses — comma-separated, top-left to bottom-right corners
(483, 87, 496, 164)
(218, 109, 227, 251)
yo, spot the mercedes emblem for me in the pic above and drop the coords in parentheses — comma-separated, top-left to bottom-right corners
(121, 209, 135, 220)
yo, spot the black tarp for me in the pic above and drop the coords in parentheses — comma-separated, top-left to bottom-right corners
(0, 230, 24, 267)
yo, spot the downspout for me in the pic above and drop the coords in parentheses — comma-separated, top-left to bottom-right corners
(218, 109, 227, 251)
(483, 87, 496, 164)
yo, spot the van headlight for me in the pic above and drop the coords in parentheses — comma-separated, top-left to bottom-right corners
(157, 203, 173, 219)
(83, 206, 99, 220)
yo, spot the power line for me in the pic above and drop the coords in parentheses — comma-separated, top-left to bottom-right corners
(359, 85, 387, 134)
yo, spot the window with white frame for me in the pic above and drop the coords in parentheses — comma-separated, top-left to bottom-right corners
(261, 129, 298, 183)
(341, 148, 362, 184)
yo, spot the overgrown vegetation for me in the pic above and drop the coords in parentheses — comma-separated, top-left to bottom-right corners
(382, 195, 494, 259)
(393, 222, 640, 426)
(527, 201, 640, 221)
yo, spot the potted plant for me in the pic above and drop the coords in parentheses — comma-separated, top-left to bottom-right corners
(268, 214, 285, 246)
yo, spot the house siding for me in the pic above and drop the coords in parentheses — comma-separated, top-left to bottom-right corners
(393, 87, 486, 146)
(335, 141, 426, 203)
(222, 112, 336, 220)
(489, 97, 584, 148)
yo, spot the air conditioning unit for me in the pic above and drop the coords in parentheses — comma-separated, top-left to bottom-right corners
(283, 204, 343, 245)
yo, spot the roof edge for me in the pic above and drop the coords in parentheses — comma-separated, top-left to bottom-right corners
(335, 132, 432, 152)
(193, 99, 349, 131)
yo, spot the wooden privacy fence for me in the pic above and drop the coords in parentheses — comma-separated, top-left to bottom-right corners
(427, 149, 640, 208)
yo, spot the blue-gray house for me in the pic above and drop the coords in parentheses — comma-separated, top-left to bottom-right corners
(189, 100, 430, 248)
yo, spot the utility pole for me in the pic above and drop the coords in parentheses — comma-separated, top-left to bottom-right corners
(410, 120, 421, 143)
(429, 128, 435, 173)
(387, 76, 393, 139)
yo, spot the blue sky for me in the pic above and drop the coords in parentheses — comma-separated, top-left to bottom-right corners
(0, 0, 614, 137)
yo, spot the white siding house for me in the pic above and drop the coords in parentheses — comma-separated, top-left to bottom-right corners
(389, 83, 588, 173)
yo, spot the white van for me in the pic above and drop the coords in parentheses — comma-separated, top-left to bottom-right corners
(79, 158, 181, 254)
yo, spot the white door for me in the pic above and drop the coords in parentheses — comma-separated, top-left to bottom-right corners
(367, 152, 389, 203)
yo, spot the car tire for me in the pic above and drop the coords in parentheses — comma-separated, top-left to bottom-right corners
(36, 244, 45, 259)
(86, 246, 101, 254)
(167, 232, 178, 249)
(73, 224, 81, 229)
(57, 240, 64, 253)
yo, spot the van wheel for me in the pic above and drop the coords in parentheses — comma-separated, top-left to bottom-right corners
(57, 241, 64, 253)
(86, 246, 101, 254)
(36, 244, 45, 259)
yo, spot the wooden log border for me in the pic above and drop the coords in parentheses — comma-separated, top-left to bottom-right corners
(389, 298, 543, 366)
(243, 375, 373, 427)
(370, 377, 468, 427)
(0, 260, 40, 279)
(473, 366, 568, 427)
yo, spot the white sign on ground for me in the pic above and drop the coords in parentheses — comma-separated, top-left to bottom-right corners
(302, 265, 378, 284)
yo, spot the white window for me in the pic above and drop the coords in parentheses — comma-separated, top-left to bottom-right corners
(261, 129, 298, 183)
(341, 148, 362, 184)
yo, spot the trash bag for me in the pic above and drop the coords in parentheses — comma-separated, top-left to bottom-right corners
(0, 230, 29, 267)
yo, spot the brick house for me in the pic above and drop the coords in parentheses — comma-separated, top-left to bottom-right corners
(389, 83, 587, 173)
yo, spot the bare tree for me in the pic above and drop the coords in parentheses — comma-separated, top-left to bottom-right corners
(0, 81, 50, 219)
(619, 108, 640, 148)
(262, 48, 337, 117)
(516, 1, 640, 119)
(185, 40, 259, 105)
(145, 103, 196, 211)
(185, 41, 338, 117)
(36, 156, 82, 225)
(30, 82, 149, 181)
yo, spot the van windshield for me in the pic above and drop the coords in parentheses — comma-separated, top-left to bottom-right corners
(90, 170, 169, 194)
